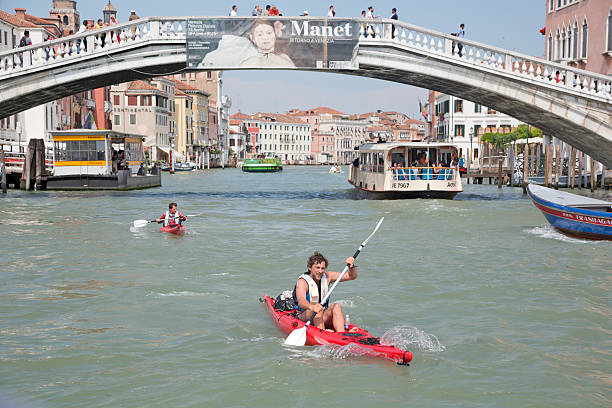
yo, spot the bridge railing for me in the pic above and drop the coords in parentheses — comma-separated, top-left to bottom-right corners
(0, 17, 186, 76)
(361, 18, 612, 102)
(0, 16, 610, 102)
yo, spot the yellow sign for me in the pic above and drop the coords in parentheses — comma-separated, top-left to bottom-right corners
(54, 135, 106, 141)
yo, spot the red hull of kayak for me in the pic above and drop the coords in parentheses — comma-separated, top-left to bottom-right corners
(160, 224, 185, 235)
(262, 295, 412, 364)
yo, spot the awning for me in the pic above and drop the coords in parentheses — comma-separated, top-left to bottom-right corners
(156, 146, 185, 160)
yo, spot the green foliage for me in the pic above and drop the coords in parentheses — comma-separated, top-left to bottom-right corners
(481, 125, 543, 148)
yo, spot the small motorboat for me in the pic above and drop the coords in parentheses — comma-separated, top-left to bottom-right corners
(261, 295, 412, 365)
(329, 165, 343, 174)
(526, 184, 612, 240)
(174, 162, 195, 171)
(160, 224, 185, 235)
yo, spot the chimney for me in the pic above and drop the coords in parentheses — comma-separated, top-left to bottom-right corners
(14, 8, 26, 19)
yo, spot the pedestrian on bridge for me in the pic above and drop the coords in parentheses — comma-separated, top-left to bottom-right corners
(230, 5, 238, 16)
(390, 8, 398, 39)
(328, 5, 336, 17)
(457, 23, 465, 57)
(18, 30, 32, 67)
(129, 10, 139, 39)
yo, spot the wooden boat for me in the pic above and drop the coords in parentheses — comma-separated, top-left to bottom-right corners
(348, 142, 463, 199)
(242, 157, 283, 173)
(526, 184, 612, 240)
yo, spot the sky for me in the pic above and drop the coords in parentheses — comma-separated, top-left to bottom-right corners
(0, 0, 546, 117)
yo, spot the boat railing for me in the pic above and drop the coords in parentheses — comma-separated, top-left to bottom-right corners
(390, 166, 458, 181)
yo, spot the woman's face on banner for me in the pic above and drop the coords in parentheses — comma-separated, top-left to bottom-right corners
(250, 24, 276, 52)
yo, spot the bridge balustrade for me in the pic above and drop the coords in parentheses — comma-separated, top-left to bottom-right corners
(0, 17, 609, 102)
(362, 19, 611, 101)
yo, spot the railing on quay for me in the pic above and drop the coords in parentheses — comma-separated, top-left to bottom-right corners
(0, 16, 609, 102)
(1, 149, 54, 174)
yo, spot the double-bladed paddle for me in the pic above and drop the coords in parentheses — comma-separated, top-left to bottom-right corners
(284, 217, 385, 347)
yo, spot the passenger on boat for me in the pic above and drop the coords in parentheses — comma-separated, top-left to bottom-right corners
(156, 202, 186, 227)
(293, 252, 358, 332)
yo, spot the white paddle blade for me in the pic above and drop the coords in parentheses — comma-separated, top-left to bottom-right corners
(133, 219, 149, 228)
(284, 326, 308, 346)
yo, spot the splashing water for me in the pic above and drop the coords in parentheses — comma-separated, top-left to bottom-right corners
(380, 326, 446, 353)
(524, 225, 591, 244)
(302, 343, 379, 360)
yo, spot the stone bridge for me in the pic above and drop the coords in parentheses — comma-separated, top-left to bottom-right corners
(0, 17, 610, 166)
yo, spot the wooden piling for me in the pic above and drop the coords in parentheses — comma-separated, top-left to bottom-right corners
(535, 144, 541, 179)
(1, 147, 6, 194)
(569, 146, 576, 189)
(590, 157, 595, 192)
(554, 144, 561, 190)
(35, 139, 45, 190)
(522, 144, 529, 193)
(577, 151, 583, 188)
(498, 157, 503, 189)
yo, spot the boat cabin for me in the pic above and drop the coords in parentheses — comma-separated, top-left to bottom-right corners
(348, 142, 463, 199)
(51, 130, 145, 176)
(47, 130, 161, 190)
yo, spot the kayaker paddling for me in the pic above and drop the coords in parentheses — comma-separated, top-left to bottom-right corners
(293, 252, 358, 332)
(157, 202, 186, 227)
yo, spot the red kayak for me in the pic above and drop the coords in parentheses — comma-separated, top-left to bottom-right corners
(262, 295, 412, 365)
(160, 224, 185, 235)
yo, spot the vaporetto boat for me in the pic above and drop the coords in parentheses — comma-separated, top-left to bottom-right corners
(348, 142, 463, 199)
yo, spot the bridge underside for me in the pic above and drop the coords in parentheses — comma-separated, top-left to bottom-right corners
(0, 41, 610, 166)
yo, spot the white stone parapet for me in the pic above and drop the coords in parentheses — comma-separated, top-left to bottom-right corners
(0, 16, 610, 165)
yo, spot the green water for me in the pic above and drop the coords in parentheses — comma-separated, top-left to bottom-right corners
(1, 167, 610, 407)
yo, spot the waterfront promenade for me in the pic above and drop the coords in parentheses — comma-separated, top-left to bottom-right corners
(1, 167, 610, 407)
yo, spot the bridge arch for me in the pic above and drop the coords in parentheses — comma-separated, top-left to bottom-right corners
(0, 17, 610, 166)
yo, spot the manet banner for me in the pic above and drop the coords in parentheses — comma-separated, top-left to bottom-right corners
(186, 18, 359, 70)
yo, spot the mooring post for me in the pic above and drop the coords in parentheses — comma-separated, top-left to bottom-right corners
(554, 144, 561, 190)
(569, 146, 576, 189)
(522, 143, 529, 194)
(590, 156, 595, 192)
(1, 146, 6, 194)
(497, 156, 503, 189)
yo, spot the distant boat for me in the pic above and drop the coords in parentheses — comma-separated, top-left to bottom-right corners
(162, 162, 195, 172)
(242, 157, 283, 173)
(329, 165, 342, 174)
(526, 184, 612, 240)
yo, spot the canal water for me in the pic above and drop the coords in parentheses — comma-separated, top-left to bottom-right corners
(1, 167, 610, 407)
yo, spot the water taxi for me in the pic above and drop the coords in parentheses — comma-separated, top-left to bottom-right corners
(348, 142, 463, 199)
(242, 156, 283, 173)
(47, 130, 161, 190)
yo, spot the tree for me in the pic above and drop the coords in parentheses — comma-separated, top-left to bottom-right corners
(481, 125, 542, 149)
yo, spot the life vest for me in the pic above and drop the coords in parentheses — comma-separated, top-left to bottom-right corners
(163, 210, 181, 227)
(293, 272, 329, 311)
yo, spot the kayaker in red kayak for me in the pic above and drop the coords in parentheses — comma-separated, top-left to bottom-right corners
(156, 202, 186, 227)
(293, 252, 358, 332)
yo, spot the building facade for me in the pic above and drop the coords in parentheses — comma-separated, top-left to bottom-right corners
(433, 93, 521, 166)
(230, 112, 312, 163)
(110, 80, 171, 162)
(544, 0, 611, 75)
